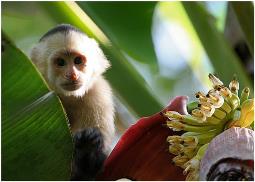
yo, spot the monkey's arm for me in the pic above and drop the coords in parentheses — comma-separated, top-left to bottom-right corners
(71, 128, 107, 181)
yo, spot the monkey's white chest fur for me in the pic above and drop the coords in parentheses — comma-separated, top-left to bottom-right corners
(60, 76, 115, 153)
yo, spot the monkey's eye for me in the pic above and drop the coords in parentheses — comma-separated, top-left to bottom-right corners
(74, 56, 83, 65)
(55, 58, 66, 67)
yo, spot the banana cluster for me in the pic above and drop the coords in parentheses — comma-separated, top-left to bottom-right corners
(164, 73, 254, 181)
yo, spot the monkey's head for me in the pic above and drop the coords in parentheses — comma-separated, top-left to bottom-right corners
(31, 24, 110, 97)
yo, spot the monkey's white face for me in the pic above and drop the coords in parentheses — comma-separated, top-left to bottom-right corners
(31, 31, 110, 97)
(49, 50, 93, 97)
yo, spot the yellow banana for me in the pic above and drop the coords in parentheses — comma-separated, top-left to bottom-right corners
(166, 135, 182, 144)
(206, 89, 224, 108)
(164, 111, 210, 126)
(191, 109, 206, 122)
(242, 111, 254, 127)
(215, 85, 232, 98)
(205, 115, 221, 125)
(212, 108, 227, 120)
(240, 87, 250, 104)
(229, 76, 239, 95)
(182, 145, 198, 159)
(182, 143, 209, 180)
(195, 143, 209, 160)
(228, 99, 254, 128)
(182, 129, 220, 145)
(199, 102, 215, 117)
(166, 120, 219, 132)
(219, 101, 232, 114)
(169, 144, 184, 155)
(187, 101, 199, 113)
(225, 93, 240, 110)
(194, 129, 220, 144)
(172, 155, 190, 167)
(241, 98, 253, 114)
(182, 115, 213, 126)
(208, 73, 223, 87)
(195, 91, 208, 103)
(181, 131, 201, 137)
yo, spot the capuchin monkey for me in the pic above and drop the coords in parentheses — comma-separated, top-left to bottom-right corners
(30, 24, 115, 180)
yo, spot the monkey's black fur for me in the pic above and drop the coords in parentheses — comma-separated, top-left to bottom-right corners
(71, 128, 107, 181)
(40, 24, 84, 42)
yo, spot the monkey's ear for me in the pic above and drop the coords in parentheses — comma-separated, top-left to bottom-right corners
(90, 39, 111, 75)
(30, 45, 39, 64)
(30, 44, 47, 77)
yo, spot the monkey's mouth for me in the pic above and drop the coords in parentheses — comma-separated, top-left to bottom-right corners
(61, 82, 82, 91)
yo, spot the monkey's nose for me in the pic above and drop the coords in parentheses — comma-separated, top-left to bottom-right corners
(70, 73, 79, 81)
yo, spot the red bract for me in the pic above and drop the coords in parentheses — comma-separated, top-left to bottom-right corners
(98, 96, 188, 180)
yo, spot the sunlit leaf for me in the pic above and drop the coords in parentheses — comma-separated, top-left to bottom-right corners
(2, 33, 73, 180)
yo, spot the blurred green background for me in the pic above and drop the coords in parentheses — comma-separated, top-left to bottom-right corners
(1, 1, 254, 180)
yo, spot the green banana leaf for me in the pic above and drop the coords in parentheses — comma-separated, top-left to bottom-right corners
(40, 1, 163, 117)
(182, 2, 253, 92)
(77, 2, 158, 66)
(230, 1, 254, 56)
(2, 32, 73, 180)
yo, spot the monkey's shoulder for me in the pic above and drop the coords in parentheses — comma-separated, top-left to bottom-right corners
(86, 76, 112, 101)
